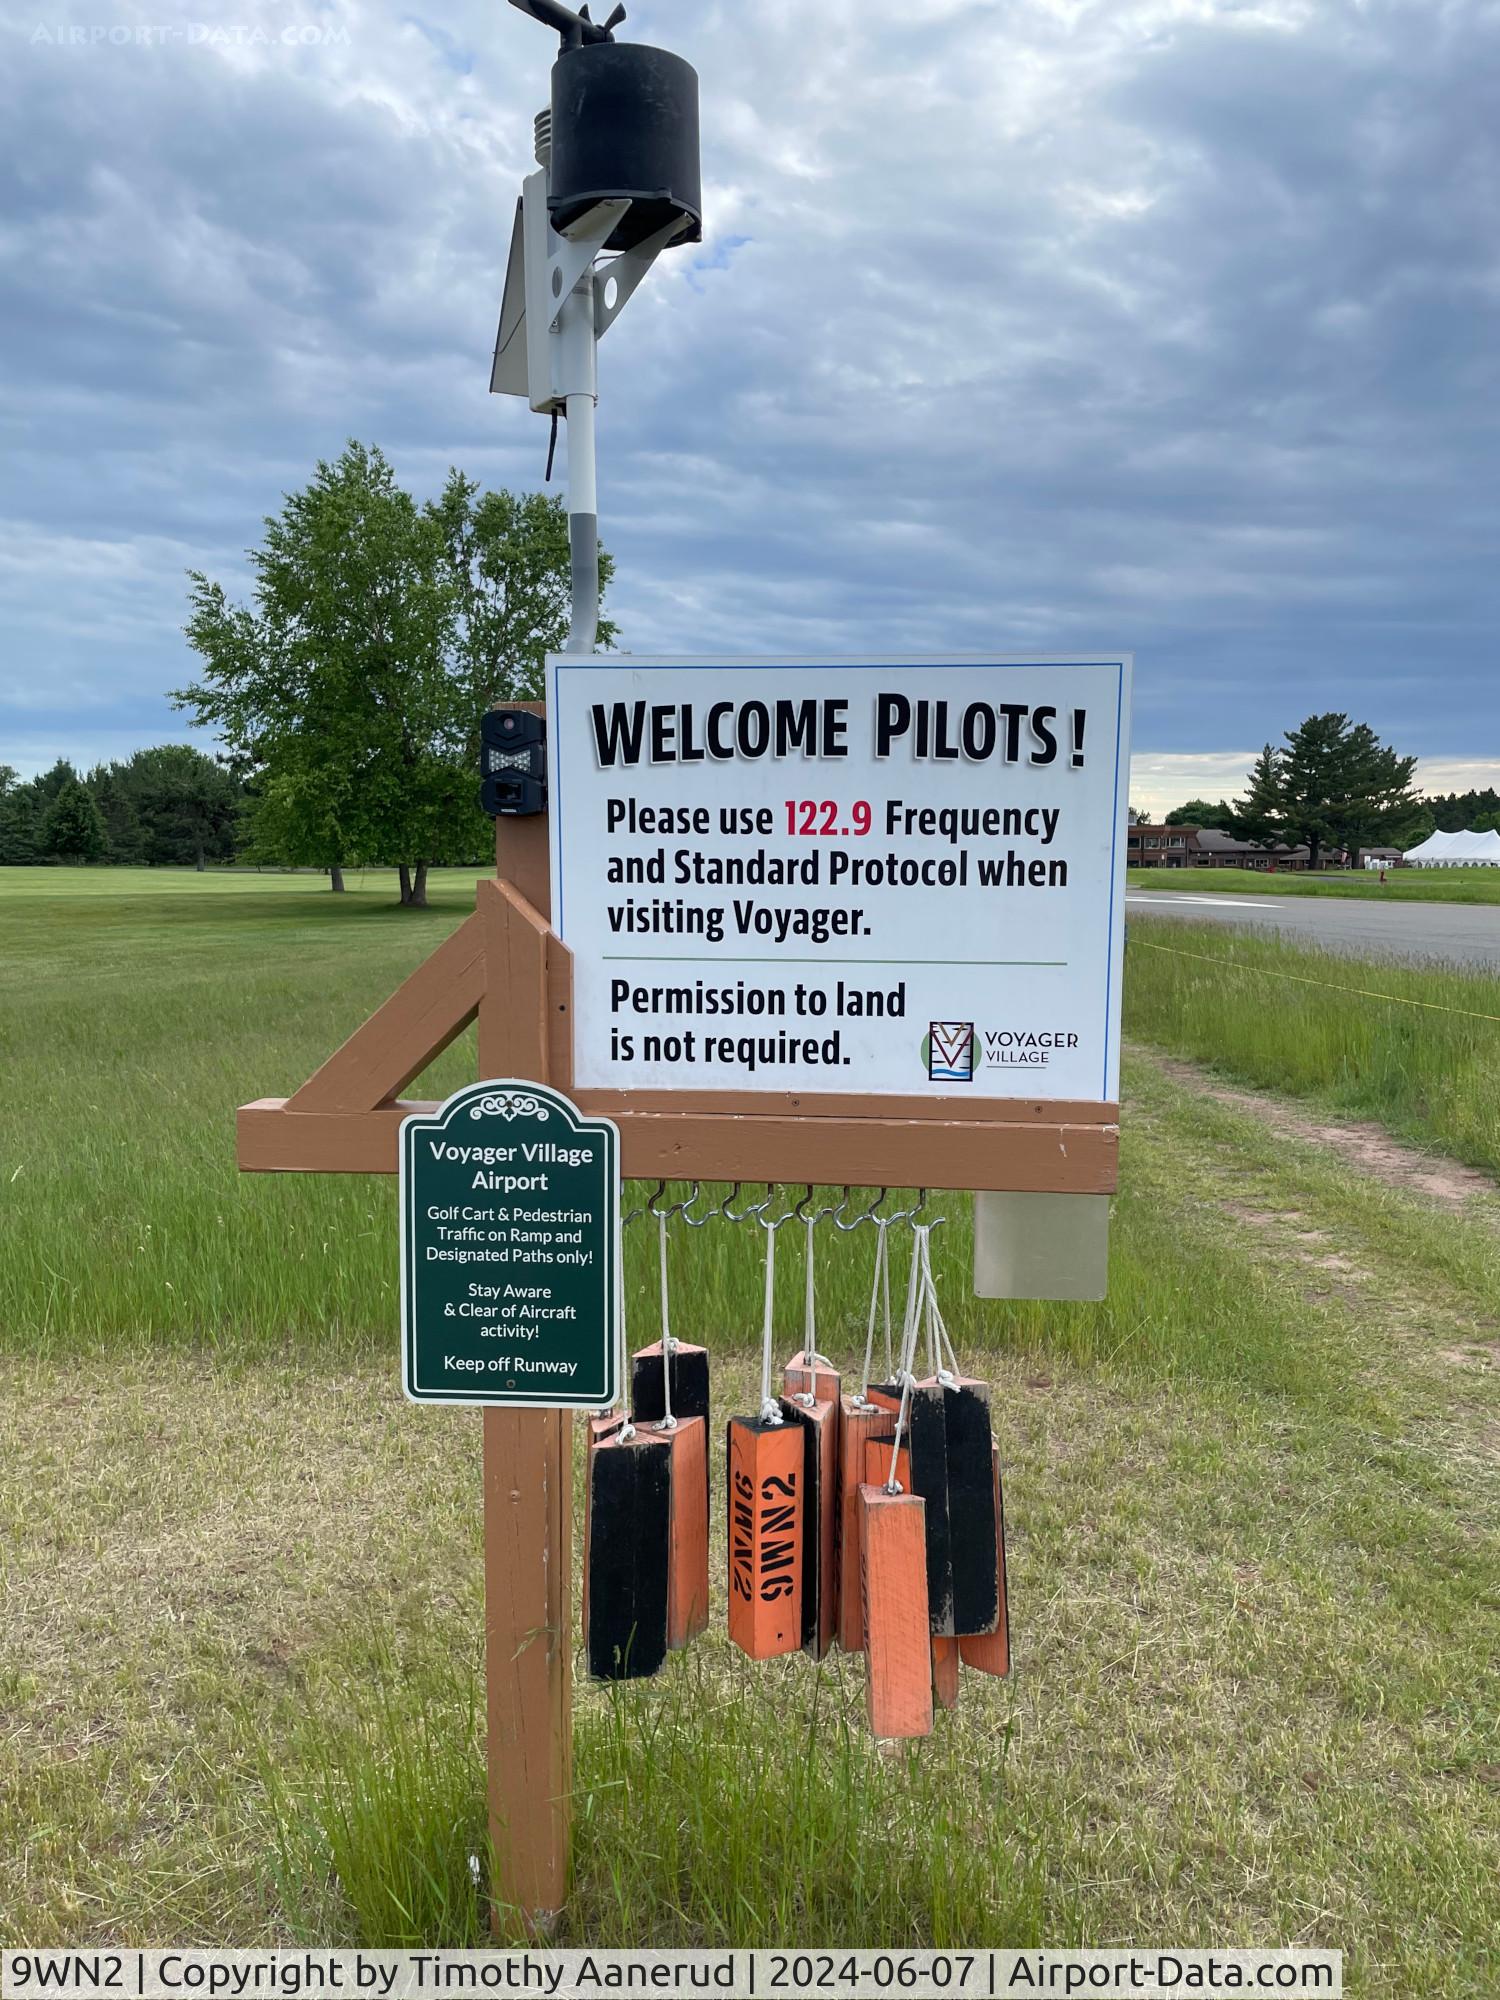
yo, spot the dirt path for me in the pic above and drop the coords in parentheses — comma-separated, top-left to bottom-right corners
(1134, 1045, 1499, 1210)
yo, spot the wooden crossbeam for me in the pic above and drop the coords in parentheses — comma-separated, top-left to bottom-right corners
(238, 1094, 1118, 1189)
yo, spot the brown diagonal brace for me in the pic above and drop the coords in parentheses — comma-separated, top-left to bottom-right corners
(286, 910, 485, 1113)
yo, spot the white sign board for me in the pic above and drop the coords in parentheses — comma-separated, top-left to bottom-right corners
(545, 655, 1132, 1103)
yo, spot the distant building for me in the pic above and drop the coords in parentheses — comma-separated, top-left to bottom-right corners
(1127, 824, 1316, 870)
(1127, 823, 1201, 868)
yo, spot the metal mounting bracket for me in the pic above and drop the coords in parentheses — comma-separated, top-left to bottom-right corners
(547, 199, 632, 330)
(594, 215, 695, 338)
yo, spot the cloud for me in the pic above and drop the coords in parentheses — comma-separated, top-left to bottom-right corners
(1, 0, 1497, 778)
(1129, 750, 1500, 821)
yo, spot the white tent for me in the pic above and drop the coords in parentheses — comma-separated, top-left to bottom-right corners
(1402, 828, 1500, 866)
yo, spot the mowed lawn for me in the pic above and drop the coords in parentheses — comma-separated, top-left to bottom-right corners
(1, 869, 1497, 1990)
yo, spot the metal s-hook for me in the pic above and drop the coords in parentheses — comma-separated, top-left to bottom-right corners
(835, 1185, 888, 1232)
(677, 1182, 712, 1228)
(761, 1185, 805, 1235)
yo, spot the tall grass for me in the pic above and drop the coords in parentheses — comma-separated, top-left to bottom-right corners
(266, 1647, 1047, 1948)
(0, 870, 483, 1352)
(0, 873, 1375, 1419)
(1124, 917, 1500, 1173)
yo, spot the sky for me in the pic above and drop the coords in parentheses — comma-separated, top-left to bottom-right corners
(1, 0, 1496, 820)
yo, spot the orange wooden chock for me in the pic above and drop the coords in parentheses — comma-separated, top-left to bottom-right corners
(657, 1414, 710, 1649)
(858, 1481, 933, 1740)
(780, 1389, 838, 1659)
(727, 1213, 810, 1660)
(931, 1635, 961, 1709)
(958, 1444, 1011, 1678)
(838, 1397, 893, 1650)
(726, 1414, 803, 1659)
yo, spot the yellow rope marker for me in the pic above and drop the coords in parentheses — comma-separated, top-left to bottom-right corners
(1132, 939, 1500, 1027)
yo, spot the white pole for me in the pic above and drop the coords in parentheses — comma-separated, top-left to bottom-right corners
(558, 272, 600, 653)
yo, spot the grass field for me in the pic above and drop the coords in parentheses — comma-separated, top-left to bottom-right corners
(2, 868, 1497, 1989)
(1127, 865, 1500, 904)
(1126, 915, 1500, 1175)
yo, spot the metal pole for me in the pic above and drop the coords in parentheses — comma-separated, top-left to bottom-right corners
(559, 273, 600, 652)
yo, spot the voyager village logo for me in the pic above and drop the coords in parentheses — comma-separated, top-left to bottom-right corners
(924, 1022, 1081, 1081)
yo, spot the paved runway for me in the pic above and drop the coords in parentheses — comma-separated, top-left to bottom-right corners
(1125, 888, 1500, 973)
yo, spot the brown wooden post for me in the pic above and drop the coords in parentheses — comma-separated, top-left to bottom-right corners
(482, 777, 573, 1928)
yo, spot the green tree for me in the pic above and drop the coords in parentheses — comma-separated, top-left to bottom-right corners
(117, 745, 239, 869)
(1234, 745, 1286, 851)
(32, 759, 79, 810)
(0, 785, 41, 864)
(1425, 787, 1500, 833)
(1277, 712, 1418, 871)
(1165, 797, 1238, 831)
(42, 779, 106, 863)
(176, 444, 585, 907)
(427, 476, 616, 715)
(1331, 721, 1421, 869)
(87, 765, 146, 865)
(0, 765, 17, 797)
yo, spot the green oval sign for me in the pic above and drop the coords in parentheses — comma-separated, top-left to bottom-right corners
(400, 1081, 619, 1408)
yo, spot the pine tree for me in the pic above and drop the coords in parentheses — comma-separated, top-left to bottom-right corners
(88, 766, 146, 865)
(42, 779, 107, 863)
(1234, 745, 1285, 850)
(32, 759, 79, 810)
(1277, 713, 1418, 871)
(0, 786, 41, 864)
(1334, 723, 1420, 869)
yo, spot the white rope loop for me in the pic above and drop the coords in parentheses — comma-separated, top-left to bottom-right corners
(796, 1214, 821, 1405)
(856, 1217, 892, 1408)
(758, 1219, 782, 1424)
(656, 1211, 677, 1429)
(883, 1257, 926, 1495)
(914, 1224, 960, 1385)
(615, 1233, 635, 1442)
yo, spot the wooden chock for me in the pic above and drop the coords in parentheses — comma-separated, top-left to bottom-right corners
(632, 1341, 711, 1426)
(838, 1397, 894, 1651)
(931, 1635, 961, 1710)
(584, 1424, 672, 1682)
(581, 1411, 625, 1639)
(943, 1378, 1000, 1638)
(865, 1434, 911, 1495)
(726, 1415, 804, 1659)
(657, 1416, 710, 1649)
(785, 1351, 841, 1404)
(906, 1377, 955, 1636)
(780, 1391, 839, 1660)
(864, 1379, 904, 1417)
(632, 1340, 712, 1529)
(858, 1484, 934, 1740)
(958, 1445, 1012, 1678)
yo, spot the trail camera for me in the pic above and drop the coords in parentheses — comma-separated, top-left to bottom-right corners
(481, 707, 548, 818)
